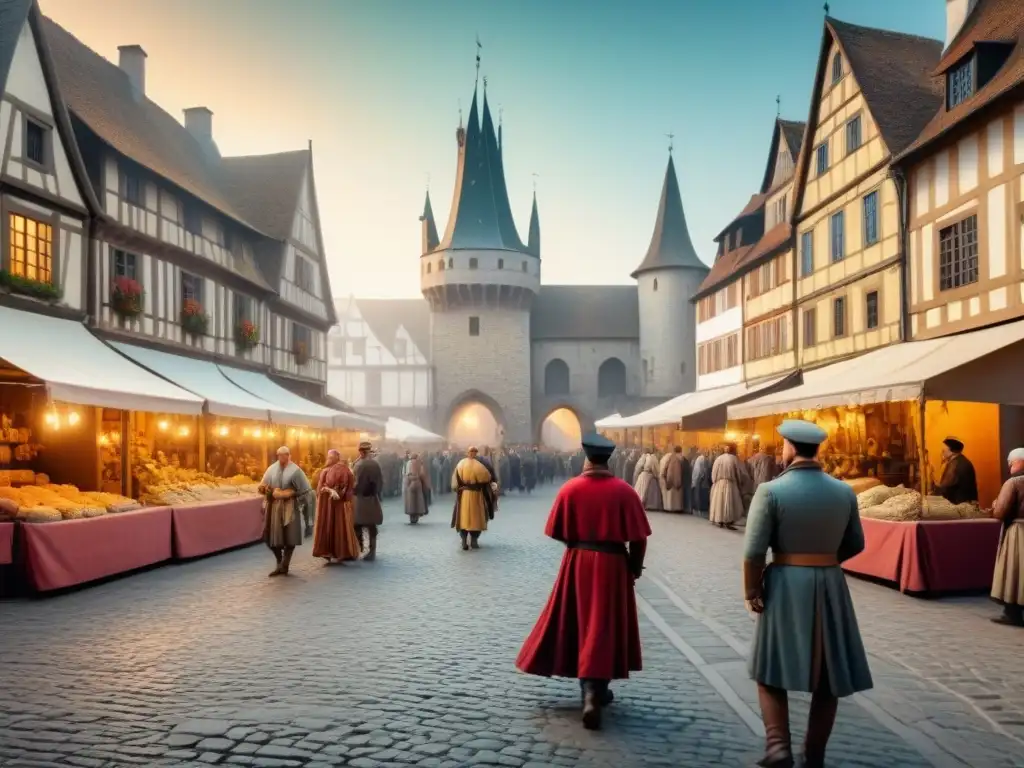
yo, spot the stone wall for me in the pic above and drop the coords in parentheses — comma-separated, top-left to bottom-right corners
(638, 268, 706, 399)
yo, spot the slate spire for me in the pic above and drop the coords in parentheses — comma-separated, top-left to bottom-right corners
(420, 189, 439, 254)
(631, 152, 705, 277)
(528, 191, 540, 258)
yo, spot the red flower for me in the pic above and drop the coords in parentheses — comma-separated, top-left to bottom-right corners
(183, 298, 204, 316)
(112, 276, 143, 297)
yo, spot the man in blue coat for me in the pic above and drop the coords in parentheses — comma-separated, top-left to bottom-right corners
(742, 420, 873, 768)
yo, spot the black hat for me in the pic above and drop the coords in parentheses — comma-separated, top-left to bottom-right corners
(943, 436, 964, 453)
(581, 432, 615, 462)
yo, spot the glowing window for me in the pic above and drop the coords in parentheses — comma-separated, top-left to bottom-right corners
(8, 213, 53, 283)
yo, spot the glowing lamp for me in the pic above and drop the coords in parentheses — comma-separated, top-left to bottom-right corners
(98, 434, 109, 446)
(218, 426, 229, 437)
(725, 432, 736, 440)
(253, 429, 262, 438)
(178, 425, 190, 437)
(158, 420, 169, 432)
(44, 411, 57, 426)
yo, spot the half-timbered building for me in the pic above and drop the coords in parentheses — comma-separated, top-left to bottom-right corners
(895, 0, 1024, 340)
(793, 17, 942, 369)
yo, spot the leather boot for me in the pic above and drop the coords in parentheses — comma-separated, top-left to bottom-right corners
(756, 684, 793, 767)
(580, 679, 614, 707)
(581, 680, 602, 730)
(470, 532, 480, 549)
(363, 529, 377, 561)
(460, 531, 469, 551)
(269, 547, 284, 577)
(801, 691, 838, 768)
(280, 547, 294, 575)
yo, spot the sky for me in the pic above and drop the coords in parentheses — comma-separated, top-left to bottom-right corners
(40, 0, 945, 299)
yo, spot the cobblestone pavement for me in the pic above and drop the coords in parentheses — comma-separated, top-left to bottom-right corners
(0, 486, 1019, 768)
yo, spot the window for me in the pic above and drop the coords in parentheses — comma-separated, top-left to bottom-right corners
(544, 359, 570, 396)
(8, 213, 53, 283)
(234, 293, 253, 324)
(774, 194, 787, 226)
(816, 142, 829, 176)
(112, 249, 137, 280)
(426, 262, 431, 274)
(653, 278, 659, 292)
(181, 271, 203, 303)
(833, 296, 847, 338)
(438, 259, 445, 271)
(294, 256, 314, 292)
(846, 116, 862, 154)
(726, 334, 739, 367)
(121, 172, 143, 207)
(598, 358, 627, 397)
(292, 323, 312, 352)
(947, 56, 975, 109)
(497, 258, 504, 270)
(468, 257, 478, 269)
(447, 257, 453, 268)
(183, 204, 202, 234)
(746, 318, 786, 361)
(938, 215, 979, 291)
(800, 231, 814, 276)
(469, 316, 480, 336)
(831, 52, 843, 84)
(866, 291, 879, 330)
(863, 191, 879, 246)
(25, 119, 47, 166)
(830, 211, 845, 262)
(393, 338, 407, 359)
(803, 308, 817, 347)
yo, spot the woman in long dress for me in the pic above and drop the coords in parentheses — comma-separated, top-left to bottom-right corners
(312, 450, 361, 563)
(258, 446, 313, 577)
(709, 449, 747, 530)
(633, 453, 663, 512)
(404, 453, 431, 524)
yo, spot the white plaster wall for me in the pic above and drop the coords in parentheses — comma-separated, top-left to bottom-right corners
(698, 365, 743, 391)
(637, 268, 706, 399)
(430, 307, 532, 443)
(695, 305, 742, 344)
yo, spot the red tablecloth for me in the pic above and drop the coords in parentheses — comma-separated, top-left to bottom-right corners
(843, 517, 1001, 595)
(172, 497, 264, 559)
(21, 506, 172, 592)
(0, 522, 13, 565)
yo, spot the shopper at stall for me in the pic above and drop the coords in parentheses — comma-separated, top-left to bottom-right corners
(692, 450, 712, 518)
(710, 445, 747, 530)
(258, 446, 313, 578)
(451, 446, 495, 550)
(403, 452, 431, 525)
(311, 450, 360, 565)
(659, 446, 688, 513)
(634, 453, 663, 512)
(749, 443, 780, 491)
(516, 433, 651, 732)
(743, 419, 873, 768)
(934, 437, 979, 504)
(353, 441, 384, 561)
(990, 447, 1024, 627)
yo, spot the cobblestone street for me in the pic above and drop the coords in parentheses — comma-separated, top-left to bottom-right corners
(1, 486, 1022, 768)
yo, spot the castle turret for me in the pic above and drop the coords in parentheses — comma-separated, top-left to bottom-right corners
(633, 152, 709, 398)
(527, 192, 540, 258)
(421, 78, 537, 444)
(420, 190, 439, 254)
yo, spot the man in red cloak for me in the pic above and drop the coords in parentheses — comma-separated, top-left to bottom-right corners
(516, 432, 651, 730)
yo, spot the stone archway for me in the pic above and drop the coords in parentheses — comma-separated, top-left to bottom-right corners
(536, 405, 584, 451)
(445, 389, 506, 449)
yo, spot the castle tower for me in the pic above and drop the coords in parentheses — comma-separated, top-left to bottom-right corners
(420, 83, 538, 444)
(633, 151, 709, 399)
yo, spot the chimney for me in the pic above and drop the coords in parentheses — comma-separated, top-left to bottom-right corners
(117, 44, 147, 95)
(945, 0, 977, 50)
(184, 107, 213, 143)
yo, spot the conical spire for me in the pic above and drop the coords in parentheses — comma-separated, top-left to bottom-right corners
(482, 91, 526, 252)
(528, 192, 540, 258)
(631, 153, 706, 278)
(420, 190, 439, 254)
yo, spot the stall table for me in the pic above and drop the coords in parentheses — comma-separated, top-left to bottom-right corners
(0, 521, 13, 565)
(843, 517, 1001, 595)
(21, 507, 173, 592)
(172, 497, 264, 559)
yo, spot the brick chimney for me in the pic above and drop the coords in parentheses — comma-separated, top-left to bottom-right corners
(117, 45, 147, 95)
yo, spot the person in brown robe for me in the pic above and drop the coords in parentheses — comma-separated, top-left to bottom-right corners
(312, 450, 361, 564)
(934, 437, 979, 504)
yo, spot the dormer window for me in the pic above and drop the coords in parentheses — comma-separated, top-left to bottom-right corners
(947, 56, 975, 109)
(831, 53, 842, 84)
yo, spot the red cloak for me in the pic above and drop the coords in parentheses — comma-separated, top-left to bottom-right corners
(516, 471, 652, 680)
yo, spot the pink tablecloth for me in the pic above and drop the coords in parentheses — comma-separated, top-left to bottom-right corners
(843, 517, 1001, 595)
(21, 507, 172, 592)
(0, 522, 13, 565)
(172, 497, 264, 559)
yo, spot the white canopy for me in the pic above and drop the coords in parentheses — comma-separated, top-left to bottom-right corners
(112, 343, 272, 421)
(0, 307, 202, 415)
(594, 413, 625, 429)
(216, 365, 345, 428)
(616, 393, 696, 428)
(386, 417, 444, 444)
(728, 319, 1024, 420)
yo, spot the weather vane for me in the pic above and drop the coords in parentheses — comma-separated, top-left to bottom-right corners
(457, 98, 463, 126)
(666, 132, 675, 155)
(483, 75, 488, 91)
(776, 94, 781, 118)
(532, 172, 539, 192)
(476, 35, 482, 83)
(499, 106, 503, 125)
(824, 2, 830, 13)
(426, 172, 431, 191)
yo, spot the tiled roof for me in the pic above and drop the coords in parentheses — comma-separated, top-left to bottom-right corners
(531, 285, 639, 340)
(735, 222, 793, 274)
(351, 298, 431, 359)
(694, 243, 754, 300)
(780, 120, 807, 159)
(828, 17, 944, 156)
(220, 150, 308, 241)
(897, 0, 1024, 161)
(0, 0, 31, 93)
(715, 193, 766, 241)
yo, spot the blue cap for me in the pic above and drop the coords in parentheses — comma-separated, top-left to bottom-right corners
(778, 419, 827, 446)
(581, 432, 615, 460)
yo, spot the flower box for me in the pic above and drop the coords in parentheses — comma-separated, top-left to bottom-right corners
(236, 319, 259, 350)
(0, 269, 61, 302)
(111, 277, 144, 319)
(181, 298, 210, 337)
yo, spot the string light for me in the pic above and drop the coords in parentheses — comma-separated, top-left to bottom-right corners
(253, 429, 262, 438)
(178, 425, 190, 437)
(158, 420, 169, 432)
(67, 411, 80, 426)
(218, 426, 229, 437)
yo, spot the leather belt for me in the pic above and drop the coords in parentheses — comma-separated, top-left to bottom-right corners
(567, 541, 628, 556)
(771, 553, 838, 567)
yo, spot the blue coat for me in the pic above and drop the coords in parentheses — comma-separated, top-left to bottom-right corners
(744, 462, 873, 697)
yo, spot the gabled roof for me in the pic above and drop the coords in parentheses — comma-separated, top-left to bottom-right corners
(715, 193, 767, 241)
(41, 15, 267, 235)
(531, 285, 639, 340)
(897, 0, 1024, 163)
(827, 18, 944, 157)
(693, 243, 753, 301)
(760, 118, 806, 193)
(780, 120, 807, 161)
(0, 1, 101, 216)
(220, 150, 309, 241)
(352, 298, 431, 360)
(632, 154, 708, 277)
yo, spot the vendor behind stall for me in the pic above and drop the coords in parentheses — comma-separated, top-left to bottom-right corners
(934, 437, 978, 504)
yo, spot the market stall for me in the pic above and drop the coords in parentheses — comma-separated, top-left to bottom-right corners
(385, 417, 444, 445)
(727, 318, 1024, 596)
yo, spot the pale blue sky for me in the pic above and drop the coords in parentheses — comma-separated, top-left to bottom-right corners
(45, 0, 944, 298)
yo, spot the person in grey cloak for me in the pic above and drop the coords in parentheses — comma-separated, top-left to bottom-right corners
(743, 420, 872, 768)
(691, 451, 712, 518)
(353, 441, 385, 561)
(259, 446, 313, 577)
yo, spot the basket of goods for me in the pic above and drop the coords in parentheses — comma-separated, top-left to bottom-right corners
(235, 319, 259, 351)
(82, 492, 141, 514)
(111, 276, 145, 319)
(180, 298, 210, 337)
(920, 496, 988, 521)
(860, 491, 923, 522)
(17, 506, 62, 523)
(857, 483, 913, 510)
